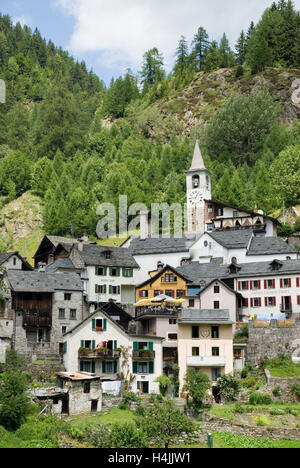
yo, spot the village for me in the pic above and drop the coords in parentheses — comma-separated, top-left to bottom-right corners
(0, 142, 299, 433)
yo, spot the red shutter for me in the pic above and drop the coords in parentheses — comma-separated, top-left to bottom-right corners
(265, 297, 268, 307)
(183, 290, 187, 297)
(281, 297, 284, 309)
(297, 278, 300, 287)
(264, 280, 267, 289)
(245, 298, 249, 308)
(250, 298, 253, 308)
(297, 296, 300, 305)
(246, 281, 249, 290)
(171, 290, 175, 298)
(259, 298, 262, 307)
(280, 279, 283, 288)
(250, 281, 253, 290)
(238, 282, 241, 291)
(160, 290, 164, 295)
(273, 279, 275, 289)
(288, 279, 292, 288)
(139, 290, 143, 298)
(258, 281, 261, 290)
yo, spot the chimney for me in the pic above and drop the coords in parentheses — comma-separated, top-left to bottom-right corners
(253, 201, 258, 214)
(38, 262, 47, 272)
(140, 211, 149, 240)
(78, 241, 84, 252)
(80, 233, 89, 243)
(157, 261, 164, 272)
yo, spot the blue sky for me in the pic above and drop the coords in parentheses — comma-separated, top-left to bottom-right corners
(2, 0, 300, 85)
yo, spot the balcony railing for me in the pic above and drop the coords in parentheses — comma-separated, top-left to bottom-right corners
(78, 348, 120, 359)
(187, 356, 226, 367)
(132, 350, 155, 360)
(23, 315, 52, 328)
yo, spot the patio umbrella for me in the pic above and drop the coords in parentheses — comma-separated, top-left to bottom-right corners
(134, 299, 153, 307)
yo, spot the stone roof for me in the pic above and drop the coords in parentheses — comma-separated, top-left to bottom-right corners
(179, 309, 233, 324)
(129, 235, 199, 255)
(75, 244, 139, 268)
(247, 237, 296, 256)
(7, 271, 83, 293)
(177, 258, 300, 286)
(45, 258, 77, 272)
(0, 252, 32, 270)
(208, 230, 253, 250)
(187, 140, 208, 172)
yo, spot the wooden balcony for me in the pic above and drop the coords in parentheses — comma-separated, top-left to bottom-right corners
(132, 350, 155, 361)
(78, 348, 120, 360)
(23, 314, 52, 328)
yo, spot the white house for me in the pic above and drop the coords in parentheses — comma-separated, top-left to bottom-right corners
(63, 307, 163, 394)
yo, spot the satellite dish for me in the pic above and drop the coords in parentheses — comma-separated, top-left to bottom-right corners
(257, 210, 264, 215)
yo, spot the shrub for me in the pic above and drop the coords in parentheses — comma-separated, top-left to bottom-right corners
(122, 391, 141, 409)
(235, 65, 244, 78)
(255, 416, 270, 427)
(183, 369, 211, 413)
(135, 404, 146, 417)
(249, 393, 272, 405)
(272, 386, 281, 397)
(155, 375, 171, 397)
(234, 403, 246, 414)
(0, 426, 8, 439)
(292, 383, 300, 399)
(216, 374, 240, 402)
(110, 422, 148, 448)
(269, 408, 285, 416)
(84, 424, 111, 448)
(240, 377, 256, 388)
(118, 402, 128, 410)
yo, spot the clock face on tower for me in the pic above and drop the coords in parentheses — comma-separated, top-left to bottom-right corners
(188, 190, 204, 206)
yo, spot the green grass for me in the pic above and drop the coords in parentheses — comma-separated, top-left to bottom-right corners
(208, 406, 235, 421)
(212, 432, 300, 449)
(267, 360, 300, 378)
(70, 408, 137, 429)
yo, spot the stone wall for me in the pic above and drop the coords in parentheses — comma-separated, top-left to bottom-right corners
(246, 319, 300, 365)
(265, 369, 300, 402)
(197, 415, 300, 443)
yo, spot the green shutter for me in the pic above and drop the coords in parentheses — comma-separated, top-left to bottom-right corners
(104, 285, 107, 294)
(149, 362, 154, 374)
(81, 340, 85, 348)
(117, 286, 121, 295)
(117, 267, 121, 277)
(148, 342, 153, 351)
(91, 362, 96, 374)
(92, 340, 96, 350)
(114, 340, 117, 350)
(109, 285, 112, 294)
(92, 319, 96, 331)
(63, 342, 67, 354)
(80, 361, 83, 372)
(95, 285, 98, 294)
(103, 319, 107, 331)
(133, 362, 138, 374)
(102, 361, 106, 373)
(133, 342, 138, 351)
(95, 267, 98, 276)
(114, 361, 118, 374)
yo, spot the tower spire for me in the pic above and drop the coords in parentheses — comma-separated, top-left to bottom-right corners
(189, 140, 206, 172)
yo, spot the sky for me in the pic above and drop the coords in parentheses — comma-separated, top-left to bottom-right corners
(2, 0, 300, 84)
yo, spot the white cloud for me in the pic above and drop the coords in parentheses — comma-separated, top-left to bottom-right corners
(54, 0, 300, 73)
(13, 15, 32, 28)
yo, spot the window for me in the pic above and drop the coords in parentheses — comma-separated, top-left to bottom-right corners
(212, 368, 221, 382)
(59, 309, 65, 319)
(95, 285, 107, 294)
(165, 290, 173, 297)
(81, 361, 92, 373)
(211, 327, 219, 339)
(214, 285, 220, 294)
(252, 298, 262, 308)
(208, 204, 213, 213)
(13, 257, 17, 266)
(96, 267, 106, 276)
(123, 268, 133, 277)
(233, 211, 239, 218)
(265, 279, 275, 289)
(137, 362, 148, 374)
(241, 281, 248, 291)
(282, 278, 291, 288)
(267, 297, 276, 307)
(204, 241, 209, 247)
(192, 326, 199, 339)
(96, 319, 103, 329)
(106, 362, 113, 374)
(110, 286, 120, 295)
(64, 293, 71, 301)
(110, 267, 119, 277)
(84, 382, 90, 394)
(207, 224, 213, 232)
(169, 319, 177, 325)
(168, 333, 178, 342)
(62, 326, 67, 334)
(154, 290, 161, 297)
(177, 290, 185, 298)
(189, 299, 195, 308)
(70, 309, 77, 320)
(252, 280, 261, 290)
(192, 347, 200, 356)
(104, 251, 111, 259)
(212, 347, 220, 357)
(164, 274, 177, 283)
(214, 301, 220, 310)
(218, 208, 224, 217)
(141, 290, 149, 298)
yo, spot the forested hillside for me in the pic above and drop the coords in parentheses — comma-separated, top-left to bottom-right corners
(1, 0, 300, 249)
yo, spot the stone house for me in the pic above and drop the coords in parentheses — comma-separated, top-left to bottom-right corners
(63, 307, 163, 395)
(177, 309, 234, 399)
(34, 372, 102, 416)
(7, 270, 87, 361)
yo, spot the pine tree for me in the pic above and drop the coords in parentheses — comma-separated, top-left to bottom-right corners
(174, 36, 189, 76)
(140, 48, 165, 93)
(204, 41, 220, 72)
(191, 27, 210, 71)
(235, 30, 247, 65)
(219, 33, 235, 68)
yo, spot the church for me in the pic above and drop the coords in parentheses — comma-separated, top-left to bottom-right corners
(123, 142, 297, 283)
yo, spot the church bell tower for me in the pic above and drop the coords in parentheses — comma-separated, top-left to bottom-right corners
(186, 141, 211, 234)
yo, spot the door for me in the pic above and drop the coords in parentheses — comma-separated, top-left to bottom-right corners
(61, 397, 69, 415)
(91, 400, 98, 413)
(141, 382, 149, 394)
